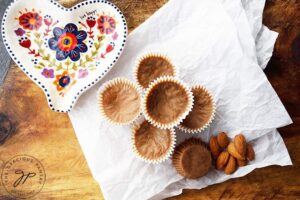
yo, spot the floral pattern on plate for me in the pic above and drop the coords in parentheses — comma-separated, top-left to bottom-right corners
(2, 0, 127, 112)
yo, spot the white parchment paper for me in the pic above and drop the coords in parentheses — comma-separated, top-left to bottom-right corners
(69, 0, 292, 199)
(151, 0, 285, 199)
(222, 0, 279, 70)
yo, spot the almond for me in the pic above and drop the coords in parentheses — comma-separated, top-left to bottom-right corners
(209, 136, 221, 159)
(237, 159, 247, 167)
(216, 151, 229, 170)
(246, 143, 255, 161)
(217, 132, 229, 148)
(234, 134, 247, 157)
(228, 142, 245, 160)
(224, 155, 237, 175)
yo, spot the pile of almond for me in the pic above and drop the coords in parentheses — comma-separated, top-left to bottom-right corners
(209, 132, 255, 175)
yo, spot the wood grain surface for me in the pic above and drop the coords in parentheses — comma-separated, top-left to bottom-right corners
(0, 0, 299, 199)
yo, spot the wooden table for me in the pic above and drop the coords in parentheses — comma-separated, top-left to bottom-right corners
(0, 0, 299, 199)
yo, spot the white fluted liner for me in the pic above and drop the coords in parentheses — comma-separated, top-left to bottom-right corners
(97, 77, 142, 125)
(134, 53, 178, 90)
(131, 117, 176, 164)
(178, 85, 216, 134)
(142, 76, 194, 129)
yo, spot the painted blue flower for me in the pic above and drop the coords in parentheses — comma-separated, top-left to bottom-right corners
(48, 23, 88, 61)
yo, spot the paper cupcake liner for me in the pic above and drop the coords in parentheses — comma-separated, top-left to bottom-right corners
(172, 137, 211, 179)
(97, 77, 142, 125)
(142, 76, 194, 129)
(134, 53, 178, 90)
(178, 85, 216, 134)
(131, 117, 176, 164)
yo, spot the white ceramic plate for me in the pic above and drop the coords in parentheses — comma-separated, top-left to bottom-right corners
(2, 0, 127, 112)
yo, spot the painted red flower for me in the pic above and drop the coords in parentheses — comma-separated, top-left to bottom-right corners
(106, 43, 114, 53)
(18, 37, 40, 57)
(86, 16, 96, 28)
(44, 15, 53, 26)
(97, 15, 116, 35)
(19, 38, 31, 49)
(101, 43, 115, 58)
(19, 12, 43, 31)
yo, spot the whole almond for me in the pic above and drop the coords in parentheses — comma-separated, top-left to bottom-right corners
(228, 142, 245, 160)
(209, 136, 221, 159)
(217, 132, 229, 148)
(246, 143, 255, 161)
(224, 155, 237, 175)
(237, 159, 247, 167)
(234, 134, 247, 157)
(216, 151, 229, 170)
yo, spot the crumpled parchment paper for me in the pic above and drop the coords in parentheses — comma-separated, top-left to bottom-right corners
(69, 0, 292, 199)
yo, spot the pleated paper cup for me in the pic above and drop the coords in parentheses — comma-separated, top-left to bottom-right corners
(142, 76, 194, 129)
(97, 77, 142, 125)
(172, 137, 212, 179)
(131, 118, 176, 164)
(134, 53, 177, 89)
(179, 85, 216, 134)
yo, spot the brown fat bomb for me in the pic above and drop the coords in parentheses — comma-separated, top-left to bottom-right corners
(180, 85, 214, 133)
(172, 138, 212, 179)
(143, 76, 193, 129)
(98, 78, 141, 124)
(136, 54, 175, 89)
(133, 120, 174, 162)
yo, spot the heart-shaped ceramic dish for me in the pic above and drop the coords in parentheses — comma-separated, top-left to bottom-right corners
(2, 0, 127, 112)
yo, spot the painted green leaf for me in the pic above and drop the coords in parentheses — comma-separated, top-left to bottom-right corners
(33, 32, 41, 39)
(34, 39, 39, 45)
(72, 63, 78, 71)
(79, 59, 84, 67)
(39, 62, 45, 67)
(91, 50, 97, 56)
(64, 59, 72, 66)
(38, 48, 44, 54)
(34, 65, 43, 69)
(85, 55, 93, 62)
(56, 63, 63, 71)
(98, 35, 105, 41)
(94, 43, 100, 49)
(42, 53, 50, 61)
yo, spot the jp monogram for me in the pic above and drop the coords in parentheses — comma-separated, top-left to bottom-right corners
(1, 155, 46, 199)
